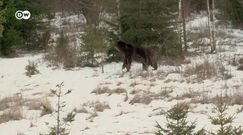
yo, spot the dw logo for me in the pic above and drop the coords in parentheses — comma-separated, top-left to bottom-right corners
(15, 10, 31, 20)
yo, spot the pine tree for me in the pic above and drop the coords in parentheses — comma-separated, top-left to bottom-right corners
(209, 98, 243, 135)
(81, 25, 107, 67)
(119, 0, 181, 56)
(217, 0, 243, 26)
(0, 0, 5, 37)
(156, 103, 205, 135)
(46, 82, 75, 135)
(0, 0, 50, 56)
(79, 0, 108, 68)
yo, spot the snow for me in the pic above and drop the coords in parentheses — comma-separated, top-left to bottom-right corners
(1, 14, 243, 135)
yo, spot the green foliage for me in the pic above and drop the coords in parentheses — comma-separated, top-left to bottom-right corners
(81, 25, 108, 66)
(0, 0, 50, 56)
(0, 0, 5, 37)
(209, 98, 243, 135)
(63, 111, 76, 123)
(25, 60, 40, 77)
(45, 82, 74, 135)
(47, 127, 69, 135)
(226, 0, 243, 26)
(106, 47, 121, 62)
(161, 32, 182, 57)
(1, 28, 22, 56)
(217, 0, 243, 26)
(119, 0, 181, 56)
(156, 103, 205, 135)
(44, 31, 80, 69)
(120, 0, 176, 45)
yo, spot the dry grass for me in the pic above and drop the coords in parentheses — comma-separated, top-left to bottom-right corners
(44, 42, 80, 69)
(86, 112, 98, 121)
(183, 60, 232, 81)
(74, 107, 89, 114)
(83, 101, 110, 112)
(93, 101, 110, 112)
(191, 94, 243, 105)
(91, 86, 111, 95)
(129, 93, 152, 105)
(40, 99, 53, 116)
(129, 89, 171, 105)
(0, 95, 23, 111)
(129, 88, 172, 105)
(184, 60, 217, 80)
(130, 81, 140, 87)
(161, 56, 190, 66)
(0, 95, 53, 122)
(176, 90, 203, 100)
(0, 108, 23, 124)
(0, 95, 24, 123)
(24, 99, 43, 110)
(91, 86, 126, 96)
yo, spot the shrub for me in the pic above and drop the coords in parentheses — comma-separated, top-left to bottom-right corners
(25, 60, 40, 77)
(209, 98, 243, 135)
(44, 32, 80, 69)
(184, 60, 232, 81)
(106, 47, 121, 62)
(155, 103, 206, 135)
(44, 82, 74, 135)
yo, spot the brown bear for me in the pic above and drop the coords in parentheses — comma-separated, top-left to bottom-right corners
(114, 40, 158, 72)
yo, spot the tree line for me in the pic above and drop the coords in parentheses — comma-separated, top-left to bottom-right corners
(0, 0, 243, 60)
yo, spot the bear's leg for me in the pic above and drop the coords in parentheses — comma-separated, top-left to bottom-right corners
(142, 63, 148, 71)
(122, 58, 127, 70)
(152, 62, 158, 70)
(126, 56, 132, 72)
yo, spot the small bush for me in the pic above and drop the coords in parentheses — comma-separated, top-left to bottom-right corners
(40, 99, 53, 116)
(25, 60, 40, 77)
(106, 47, 121, 62)
(91, 87, 111, 95)
(209, 98, 243, 135)
(0, 108, 23, 124)
(191, 94, 243, 106)
(129, 92, 153, 105)
(0, 95, 23, 111)
(184, 60, 232, 81)
(0, 95, 23, 123)
(44, 32, 80, 69)
(93, 101, 110, 112)
(91, 87, 126, 96)
(155, 103, 205, 135)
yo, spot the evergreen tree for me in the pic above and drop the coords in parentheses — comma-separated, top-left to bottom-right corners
(219, 0, 243, 26)
(209, 98, 243, 135)
(0, 0, 50, 56)
(79, 0, 109, 67)
(156, 103, 206, 135)
(81, 25, 107, 67)
(0, 0, 5, 37)
(118, 0, 181, 56)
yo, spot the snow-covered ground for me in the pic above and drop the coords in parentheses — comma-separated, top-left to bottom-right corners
(1, 16, 243, 135)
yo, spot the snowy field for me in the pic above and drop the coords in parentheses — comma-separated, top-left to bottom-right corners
(1, 16, 243, 135)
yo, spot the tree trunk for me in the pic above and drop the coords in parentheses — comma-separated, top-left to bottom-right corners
(182, 0, 188, 52)
(207, 0, 216, 53)
(57, 93, 60, 135)
(178, 0, 187, 53)
(212, 0, 216, 52)
(178, 0, 183, 53)
(116, 0, 121, 36)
